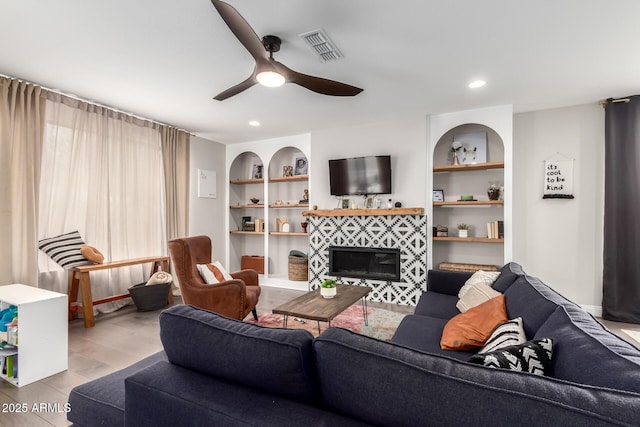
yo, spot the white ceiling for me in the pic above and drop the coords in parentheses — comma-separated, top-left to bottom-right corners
(1, 0, 638, 144)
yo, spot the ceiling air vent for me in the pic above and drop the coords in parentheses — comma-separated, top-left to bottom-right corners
(299, 29, 343, 62)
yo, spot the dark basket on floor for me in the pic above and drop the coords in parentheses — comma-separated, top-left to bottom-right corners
(128, 282, 172, 311)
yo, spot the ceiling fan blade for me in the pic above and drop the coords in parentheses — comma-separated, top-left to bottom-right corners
(210, 0, 268, 62)
(274, 62, 363, 97)
(214, 73, 257, 101)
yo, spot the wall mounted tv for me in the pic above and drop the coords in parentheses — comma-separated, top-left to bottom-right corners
(328, 155, 392, 196)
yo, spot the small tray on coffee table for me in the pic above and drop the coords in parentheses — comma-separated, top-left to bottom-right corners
(272, 284, 372, 334)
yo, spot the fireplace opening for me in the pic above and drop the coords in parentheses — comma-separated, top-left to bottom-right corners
(328, 246, 401, 281)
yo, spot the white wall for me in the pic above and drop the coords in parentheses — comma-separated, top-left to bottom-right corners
(189, 135, 227, 264)
(513, 103, 605, 314)
(310, 114, 427, 210)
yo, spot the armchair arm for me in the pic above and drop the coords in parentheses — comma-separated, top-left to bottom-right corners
(231, 269, 259, 287)
(180, 279, 248, 319)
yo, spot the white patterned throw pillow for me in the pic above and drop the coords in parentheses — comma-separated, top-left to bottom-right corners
(458, 270, 501, 298)
(478, 317, 527, 354)
(456, 283, 501, 312)
(469, 338, 553, 376)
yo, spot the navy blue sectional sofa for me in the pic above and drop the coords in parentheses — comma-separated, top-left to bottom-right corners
(68, 262, 640, 426)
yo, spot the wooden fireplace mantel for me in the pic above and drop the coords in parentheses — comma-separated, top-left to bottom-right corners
(302, 207, 424, 217)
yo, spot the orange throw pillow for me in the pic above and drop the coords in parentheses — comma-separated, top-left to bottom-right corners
(440, 295, 508, 351)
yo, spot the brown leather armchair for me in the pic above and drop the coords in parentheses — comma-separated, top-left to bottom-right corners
(168, 235, 260, 320)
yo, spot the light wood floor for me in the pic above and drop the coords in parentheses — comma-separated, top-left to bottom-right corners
(0, 286, 637, 427)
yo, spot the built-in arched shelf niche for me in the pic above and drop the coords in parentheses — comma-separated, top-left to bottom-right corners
(427, 105, 513, 270)
(433, 124, 504, 167)
(266, 146, 309, 281)
(228, 151, 265, 272)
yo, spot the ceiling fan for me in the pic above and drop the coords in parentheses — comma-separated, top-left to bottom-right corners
(210, 0, 363, 101)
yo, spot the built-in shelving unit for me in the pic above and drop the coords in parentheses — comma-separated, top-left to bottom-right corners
(226, 144, 311, 289)
(431, 122, 507, 269)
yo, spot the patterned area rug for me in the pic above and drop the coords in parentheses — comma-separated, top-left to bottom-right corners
(247, 305, 406, 340)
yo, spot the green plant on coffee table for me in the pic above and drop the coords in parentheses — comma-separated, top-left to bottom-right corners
(457, 223, 470, 230)
(321, 279, 337, 288)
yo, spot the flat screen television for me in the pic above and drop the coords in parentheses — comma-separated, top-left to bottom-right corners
(329, 155, 392, 196)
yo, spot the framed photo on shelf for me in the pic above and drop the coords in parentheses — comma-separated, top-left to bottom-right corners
(294, 157, 308, 176)
(250, 159, 263, 179)
(433, 189, 445, 202)
(453, 132, 487, 164)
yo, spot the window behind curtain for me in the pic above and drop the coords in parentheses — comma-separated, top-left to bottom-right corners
(38, 96, 165, 313)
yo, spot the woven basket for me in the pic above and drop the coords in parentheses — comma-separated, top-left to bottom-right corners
(439, 262, 498, 272)
(288, 256, 309, 281)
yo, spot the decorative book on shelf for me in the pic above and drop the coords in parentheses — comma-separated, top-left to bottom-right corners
(486, 220, 504, 239)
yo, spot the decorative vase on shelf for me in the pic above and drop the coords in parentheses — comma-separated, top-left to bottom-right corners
(300, 222, 308, 233)
(453, 153, 460, 165)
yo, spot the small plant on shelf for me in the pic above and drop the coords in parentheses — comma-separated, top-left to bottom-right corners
(457, 223, 470, 238)
(320, 279, 337, 298)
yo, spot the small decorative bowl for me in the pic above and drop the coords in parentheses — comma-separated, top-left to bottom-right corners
(460, 195, 474, 201)
(250, 198, 260, 204)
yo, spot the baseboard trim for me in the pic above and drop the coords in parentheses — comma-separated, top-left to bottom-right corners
(581, 304, 602, 318)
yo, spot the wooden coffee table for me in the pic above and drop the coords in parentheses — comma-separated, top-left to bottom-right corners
(272, 284, 372, 334)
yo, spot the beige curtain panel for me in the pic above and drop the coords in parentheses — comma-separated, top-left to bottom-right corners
(0, 76, 46, 286)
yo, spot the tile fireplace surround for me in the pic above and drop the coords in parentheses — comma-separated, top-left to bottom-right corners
(307, 210, 427, 305)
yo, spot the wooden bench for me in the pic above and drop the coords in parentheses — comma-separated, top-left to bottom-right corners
(68, 256, 171, 328)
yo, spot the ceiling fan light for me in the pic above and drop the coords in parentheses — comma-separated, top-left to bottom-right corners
(256, 71, 285, 87)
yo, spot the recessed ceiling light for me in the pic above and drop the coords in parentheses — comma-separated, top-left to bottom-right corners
(249, 121, 260, 127)
(468, 80, 486, 89)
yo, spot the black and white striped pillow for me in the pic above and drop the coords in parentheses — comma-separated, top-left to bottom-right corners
(478, 317, 526, 354)
(38, 231, 90, 269)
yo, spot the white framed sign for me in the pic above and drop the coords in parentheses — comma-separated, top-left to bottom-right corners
(543, 159, 574, 199)
(197, 169, 216, 198)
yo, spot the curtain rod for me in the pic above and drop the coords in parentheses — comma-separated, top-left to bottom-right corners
(599, 98, 631, 107)
(0, 73, 194, 135)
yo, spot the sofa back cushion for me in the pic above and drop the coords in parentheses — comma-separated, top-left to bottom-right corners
(535, 305, 640, 393)
(503, 276, 559, 338)
(314, 327, 640, 426)
(159, 305, 319, 405)
(492, 262, 524, 293)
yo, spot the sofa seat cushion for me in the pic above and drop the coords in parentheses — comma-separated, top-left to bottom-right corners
(414, 291, 460, 319)
(124, 360, 369, 427)
(535, 305, 640, 393)
(67, 351, 167, 427)
(391, 315, 474, 361)
(159, 304, 319, 405)
(314, 327, 640, 426)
